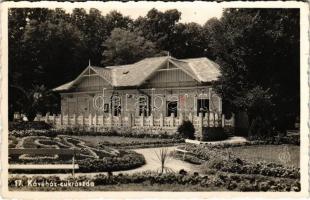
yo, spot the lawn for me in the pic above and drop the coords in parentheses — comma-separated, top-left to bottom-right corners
(230, 145, 299, 168)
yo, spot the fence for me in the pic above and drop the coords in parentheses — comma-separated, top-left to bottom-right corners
(34, 112, 235, 130)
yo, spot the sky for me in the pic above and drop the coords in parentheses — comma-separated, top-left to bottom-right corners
(65, 2, 224, 25)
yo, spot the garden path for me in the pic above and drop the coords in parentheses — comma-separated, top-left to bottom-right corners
(10, 146, 202, 178)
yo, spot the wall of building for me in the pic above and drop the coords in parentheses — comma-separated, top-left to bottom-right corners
(60, 62, 222, 118)
(60, 87, 222, 118)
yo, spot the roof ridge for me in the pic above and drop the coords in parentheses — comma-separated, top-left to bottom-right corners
(53, 56, 220, 91)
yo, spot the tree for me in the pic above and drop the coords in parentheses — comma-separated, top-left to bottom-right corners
(21, 15, 87, 88)
(101, 28, 160, 66)
(70, 8, 109, 66)
(105, 10, 133, 33)
(134, 9, 181, 54)
(169, 22, 205, 58)
(9, 8, 53, 120)
(11, 84, 56, 121)
(207, 9, 300, 133)
(155, 148, 172, 174)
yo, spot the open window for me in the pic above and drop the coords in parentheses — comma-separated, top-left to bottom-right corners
(197, 99, 209, 117)
(112, 96, 121, 116)
(167, 101, 178, 117)
(138, 96, 149, 116)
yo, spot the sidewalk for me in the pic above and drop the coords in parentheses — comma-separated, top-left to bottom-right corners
(185, 136, 248, 145)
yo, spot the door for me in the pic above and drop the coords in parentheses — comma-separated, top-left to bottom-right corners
(197, 99, 209, 117)
(167, 101, 178, 117)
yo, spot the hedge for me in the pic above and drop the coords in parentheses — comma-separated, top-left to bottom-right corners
(202, 127, 228, 141)
(9, 121, 52, 131)
(9, 128, 182, 140)
(78, 151, 146, 172)
(9, 171, 300, 192)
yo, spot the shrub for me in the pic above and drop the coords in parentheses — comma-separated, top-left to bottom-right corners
(9, 129, 58, 138)
(177, 121, 195, 139)
(248, 117, 273, 138)
(9, 121, 52, 131)
(205, 156, 300, 179)
(202, 127, 227, 141)
(9, 172, 299, 192)
(78, 151, 145, 172)
(171, 151, 203, 165)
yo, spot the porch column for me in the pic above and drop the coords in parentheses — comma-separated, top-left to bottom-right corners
(82, 114, 85, 126)
(60, 114, 63, 126)
(119, 113, 123, 127)
(159, 113, 164, 127)
(213, 112, 216, 127)
(128, 113, 132, 128)
(45, 112, 49, 123)
(198, 112, 204, 140)
(222, 114, 225, 127)
(140, 114, 144, 127)
(218, 97, 222, 113)
(179, 113, 183, 125)
(198, 112, 203, 127)
(171, 113, 175, 127)
(149, 114, 154, 127)
(188, 112, 193, 123)
(94, 113, 97, 126)
(102, 114, 105, 126)
(108, 113, 112, 128)
(67, 114, 70, 125)
(151, 88, 155, 115)
(73, 113, 77, 126)
(89, 113, 92, 126)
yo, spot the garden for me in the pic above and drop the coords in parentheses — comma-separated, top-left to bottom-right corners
(9, 126, 147, 173)
(8, 121, 300, 192)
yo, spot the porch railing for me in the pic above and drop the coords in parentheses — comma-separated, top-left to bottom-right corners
(34, 112, 235, 129)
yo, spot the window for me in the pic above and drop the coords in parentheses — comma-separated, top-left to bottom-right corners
(112, 96, 121, 116)
(167, 101, 178, 117)
(197, 99, 209, 117)
(138, 96, 149, 116)
(104, 103, 109, 113)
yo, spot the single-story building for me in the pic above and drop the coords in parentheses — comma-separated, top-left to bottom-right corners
(54, 56, 222, 118)
(46, 56, 234, 136)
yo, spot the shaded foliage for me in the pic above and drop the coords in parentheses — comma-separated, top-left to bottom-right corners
(177, 121, 195, 139)
(9, 7, 300, 134)
(102, 28, 160, 66)
(208, 9, 300, 133)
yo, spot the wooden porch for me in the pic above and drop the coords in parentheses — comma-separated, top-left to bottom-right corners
(35, 112, 235, 132)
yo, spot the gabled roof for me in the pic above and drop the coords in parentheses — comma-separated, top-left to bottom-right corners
(53, 56, 221, 91)
(180, 57, 221, 82)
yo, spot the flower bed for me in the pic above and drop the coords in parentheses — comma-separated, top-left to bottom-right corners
(10, 129, 58, 138)
(9, 128, 182, 140)
(9, 171, 300, 191)
(9, 121, 52, 131)
(170, 151, 203, 165)
(205, 157, 300, 179)
(175, 144, 300, 179)
(78, 151, 145, 172)
(9, 135, 146, 173)
(248, 135, 300, 145)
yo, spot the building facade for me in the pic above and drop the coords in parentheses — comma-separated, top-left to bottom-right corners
(47, 56, 233, 136)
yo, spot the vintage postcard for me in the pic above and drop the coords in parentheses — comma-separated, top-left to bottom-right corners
(0, 1, 309, 198)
